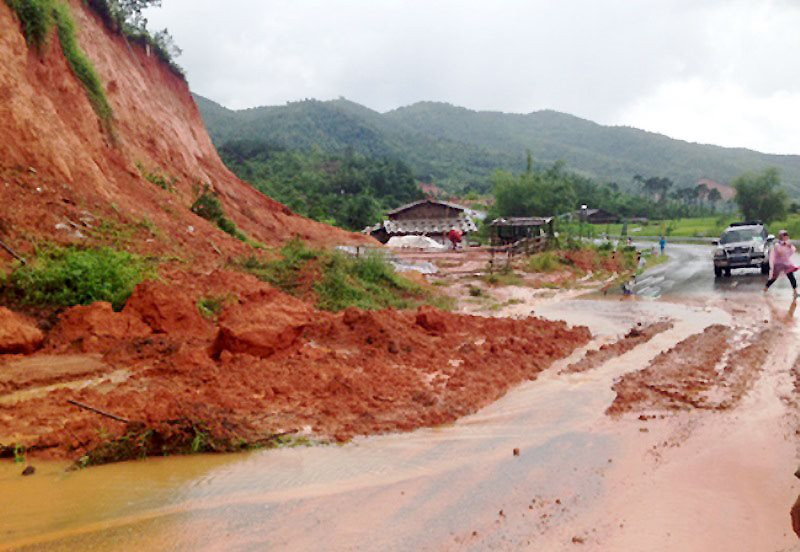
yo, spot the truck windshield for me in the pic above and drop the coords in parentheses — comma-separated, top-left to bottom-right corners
(720, 228, 763, 244)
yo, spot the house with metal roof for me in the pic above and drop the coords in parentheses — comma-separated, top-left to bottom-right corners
(365, 199, 477, 244)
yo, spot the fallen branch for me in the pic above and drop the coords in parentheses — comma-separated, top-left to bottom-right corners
(67, 399, 130, 423)
(0, 238, 26, 264)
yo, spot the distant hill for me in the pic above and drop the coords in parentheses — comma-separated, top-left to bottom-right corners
(195, 95, 800, 195)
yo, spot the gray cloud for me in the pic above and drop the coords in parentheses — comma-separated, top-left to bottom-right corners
(145, 0, 800, 153)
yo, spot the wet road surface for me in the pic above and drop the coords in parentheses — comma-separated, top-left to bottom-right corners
(2, 245, 800, 551)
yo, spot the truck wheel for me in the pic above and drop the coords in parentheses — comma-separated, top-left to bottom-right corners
(714, 267, 722, 278)
(725, 268, 732, 277)
(761, 263, 770, 275)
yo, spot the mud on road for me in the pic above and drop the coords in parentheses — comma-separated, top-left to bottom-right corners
(3, 244, 800, 551)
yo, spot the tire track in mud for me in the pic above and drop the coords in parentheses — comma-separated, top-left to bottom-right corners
(560, 320, 674, 375)
(606, 324, 775, 416)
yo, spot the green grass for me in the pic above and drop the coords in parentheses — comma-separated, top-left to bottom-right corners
(235, 238, 318, 293)
(137, 163, 177, 192)
(600, 214, 800, 239)
(483, 268, 524, 286)
(235, 239, 445, 312)
(4, 0, 54, 51)
(525, 251, 564, 273)
(197, 295, 228, 319)
(52, 2, 113, 126)
(6, 0, 113, 128)
(191, 185, 247, 241)
(1, 246, 153, 310)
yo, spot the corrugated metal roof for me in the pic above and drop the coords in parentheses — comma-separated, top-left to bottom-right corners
(386, 199, 468, 216)
(384, 217, 477, 234)
(489, 217, 552, 227)
(364, 216, 476, 236)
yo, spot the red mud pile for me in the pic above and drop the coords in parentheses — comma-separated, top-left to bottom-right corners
(0, 275, 590, 460)
(562, 320, 673, 374)
(606, 325, 773, 415)
(0, 0, 369, 275)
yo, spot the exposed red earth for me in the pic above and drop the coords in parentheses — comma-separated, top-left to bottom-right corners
(0, 276, 590, 460)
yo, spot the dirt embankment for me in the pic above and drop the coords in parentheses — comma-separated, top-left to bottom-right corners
(0, 274, 591, 462)
(606, 325, 773, 415)
(0, 0, 370, 277)
(562, 320, 673, 374)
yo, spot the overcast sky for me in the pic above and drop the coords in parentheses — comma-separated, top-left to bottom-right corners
(145, 0, 800, 155)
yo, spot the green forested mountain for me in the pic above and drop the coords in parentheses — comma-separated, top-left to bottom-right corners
(195, 94, 800, 195)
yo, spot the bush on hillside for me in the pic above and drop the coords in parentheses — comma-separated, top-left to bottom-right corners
(1, 246, 153, 310)
(235, 240, 438, 312)
(190, 185, 247, 241)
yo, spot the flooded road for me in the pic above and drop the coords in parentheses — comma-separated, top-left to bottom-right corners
(3, 245, 800, 551)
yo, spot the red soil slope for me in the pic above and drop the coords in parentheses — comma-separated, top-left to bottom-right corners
(0, 0, 369, 270)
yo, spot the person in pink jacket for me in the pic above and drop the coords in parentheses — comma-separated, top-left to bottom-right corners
(764, 229, 798, 295)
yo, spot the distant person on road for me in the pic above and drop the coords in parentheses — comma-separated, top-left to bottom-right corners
(764, 230, 798, 296)
(447, 227, 463, 251)
(659, 236, 666, 255)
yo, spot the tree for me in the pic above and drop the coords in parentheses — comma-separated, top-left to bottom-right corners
(707, 188, 722, 209)
(696, 183, 709, 207)
(732, 168, 787, 223)
(491, 163, 576, 218)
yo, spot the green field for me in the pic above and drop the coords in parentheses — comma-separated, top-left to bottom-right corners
(594, 214, 800, 239)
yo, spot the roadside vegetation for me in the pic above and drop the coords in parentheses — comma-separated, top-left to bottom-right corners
(235, 238, 452, 311)
(0, 245, 153, 310)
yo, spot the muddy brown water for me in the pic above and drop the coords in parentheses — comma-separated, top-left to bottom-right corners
(3, 245, 800, 551)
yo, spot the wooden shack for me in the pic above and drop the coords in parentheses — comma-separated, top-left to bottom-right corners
(575, 208, 620, 224)
(488, 217, 554, 246)
(365, 199, 477, 244)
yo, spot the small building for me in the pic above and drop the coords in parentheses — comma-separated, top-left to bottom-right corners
(575, 208, 620, 224)
(365, 199, 477, 244)
(488, 217, 554, 246)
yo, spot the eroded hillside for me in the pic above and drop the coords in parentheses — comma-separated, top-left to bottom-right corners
(0, 0, 368, 270)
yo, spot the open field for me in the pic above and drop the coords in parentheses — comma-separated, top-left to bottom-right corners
(595, 213, 800, 239)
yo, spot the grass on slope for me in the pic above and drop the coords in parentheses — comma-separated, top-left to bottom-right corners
(1, 246, 154, 310)
(235, 239, 451, 312)
(5, 0, 113, 127)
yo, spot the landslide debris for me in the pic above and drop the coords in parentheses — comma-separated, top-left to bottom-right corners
(0, 276, 590, 463)
(607, 325, 773, 415)
(562, 320, 673, 374)
(0, 307, 44, 354)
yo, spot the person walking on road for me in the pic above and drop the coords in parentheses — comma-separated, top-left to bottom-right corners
(764, 230, 798, 296)
(659, 235, 666, 255)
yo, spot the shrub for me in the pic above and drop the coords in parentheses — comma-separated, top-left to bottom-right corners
(191, 185, 247, 241)
(1, 246, 152, 310)
(236, 240, 436, 312)
(315, 251, 419, 312)
(137, 164, 176, 192)
(197, 295, 227, 318)
(526, 251, 561, 273)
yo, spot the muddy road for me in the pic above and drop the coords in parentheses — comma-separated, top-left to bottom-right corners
(3, 245, 800, 551)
